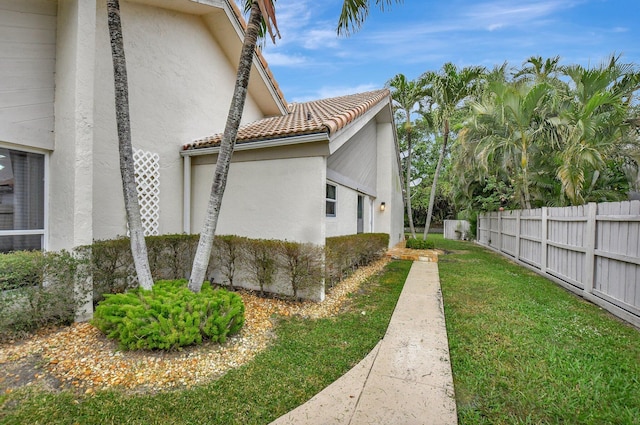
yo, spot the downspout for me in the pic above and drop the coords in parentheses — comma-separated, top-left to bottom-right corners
(183, 155, 191, 233)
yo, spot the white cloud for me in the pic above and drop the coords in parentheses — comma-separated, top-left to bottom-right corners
(262, 52, 307, 67)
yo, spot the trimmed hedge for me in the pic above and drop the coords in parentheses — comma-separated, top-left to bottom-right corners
(0, 250, 86, 341)
(325, 233, 389, 289)
(91, 280, 245, 350)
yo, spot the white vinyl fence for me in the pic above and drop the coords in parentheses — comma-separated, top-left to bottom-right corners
(477, 201, 640, 328)
(443, 220, 470, 240)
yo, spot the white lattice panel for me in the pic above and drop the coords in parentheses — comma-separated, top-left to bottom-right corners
(133, 148, 160, 236)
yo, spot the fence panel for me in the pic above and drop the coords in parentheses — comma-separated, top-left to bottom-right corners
(477, 201, 640, 328)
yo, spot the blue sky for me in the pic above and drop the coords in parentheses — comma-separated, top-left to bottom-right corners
(258, 0, 640, 103)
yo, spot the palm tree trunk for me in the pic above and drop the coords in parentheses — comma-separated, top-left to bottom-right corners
(107, 0, 153, 290)
(423, 120, 449, 240)
(405, 128, 417, 238)
(188, 1, 262, 292)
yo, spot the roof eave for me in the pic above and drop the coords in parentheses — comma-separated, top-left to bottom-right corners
(181, 132, 330, 157)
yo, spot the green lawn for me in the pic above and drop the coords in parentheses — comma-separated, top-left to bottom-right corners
(0, 261, 411, 425)
(434, 235, 640, 425)
(2, 238, 639, 425)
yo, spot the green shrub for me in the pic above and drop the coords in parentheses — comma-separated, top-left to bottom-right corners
(214, 235, 247, 290)
(405, 238, 434, 250)
(91, 280, 245, 350)
(245, 239, 279, 296)
(0, 250, 85, 341)
(280, 241, 323, 299)
(325, 233, 389, 289)
(0, 250, 43, 291)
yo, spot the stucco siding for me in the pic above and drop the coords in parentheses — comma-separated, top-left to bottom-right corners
(91, 0, 265, 240)
(191, 156, 326, 246)
(325, 183, 357, 238)
(48, 0, 96, 250)
(327, 119, 377, 195)
(0, 0, 57, 150)
(375, 122, 404, 246)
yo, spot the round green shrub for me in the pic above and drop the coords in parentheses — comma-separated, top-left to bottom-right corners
(92, 280, 245, 350)
(405, 238, 435, 250)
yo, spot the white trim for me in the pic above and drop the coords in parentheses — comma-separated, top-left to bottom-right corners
(328, 97, 389, 155)
(326, 182, 337, 218)
(181, 132, 329, 157)
(43, 151, 49, 250)
(326, 168, 377, 198)
(0, 229, 45, 236)
(183, 155, 191, 233)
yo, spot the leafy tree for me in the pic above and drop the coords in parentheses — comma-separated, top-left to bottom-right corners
(470, 80, 555, 209)
(387, 74, 428, 237)
(420, 63, 485, 238)
(106, 0, 153, 290)
(554, 56, 639, 204)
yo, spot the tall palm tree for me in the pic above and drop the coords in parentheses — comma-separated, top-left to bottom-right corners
(106, 0, 153, 290)
(189, 0, 402, 291)
(189, 0, 279, 292)
(420, 63, 485, 239)
(387, 74, 428, 238)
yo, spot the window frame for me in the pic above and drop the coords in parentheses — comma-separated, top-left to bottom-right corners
(0, 144, 48, 251)
(326, 183, 337, 217)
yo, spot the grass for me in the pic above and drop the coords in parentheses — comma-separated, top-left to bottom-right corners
(433, 235, 640, 425)
(0, 261, 411, 425)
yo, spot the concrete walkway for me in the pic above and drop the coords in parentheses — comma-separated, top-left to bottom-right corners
(269, 260, 457, 425)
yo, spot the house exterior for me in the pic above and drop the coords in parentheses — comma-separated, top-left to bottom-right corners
(0, 0, 404, 260)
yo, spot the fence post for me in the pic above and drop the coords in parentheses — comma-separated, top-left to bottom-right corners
(515, 210, 521, 261)
(540, 207, 548, 273)
(584, 202, 597, 294)
(497, 210, 502, 252)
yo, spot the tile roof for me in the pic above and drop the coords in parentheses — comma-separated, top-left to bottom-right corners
(184, 89, 391, 150)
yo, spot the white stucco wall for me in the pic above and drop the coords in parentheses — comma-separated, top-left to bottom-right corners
(91, 0, 266, 240)
(49, 0, 96, 250)
(191, 156, 326, 246)
(375, 122, 404, 247)
(325, 184, 376, 238)
(0, 0, 57, 151)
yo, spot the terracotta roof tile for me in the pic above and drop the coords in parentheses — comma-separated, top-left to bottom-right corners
(184, 89, 390, 150)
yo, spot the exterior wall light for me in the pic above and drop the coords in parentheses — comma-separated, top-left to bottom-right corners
(380, 202, 386, 212)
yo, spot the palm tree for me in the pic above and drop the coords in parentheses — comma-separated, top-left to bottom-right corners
(106, 0, 153, 290)
(337, 0, 403, 35)
(420, 63, 485, 239)
(554, 56, 639, 204)
(387, 74, 428, 238)
(189, 0, 402, 292)
(188, 0, 279, 292)
(471, 80, 556, 209)
(515, 55, 562, 86)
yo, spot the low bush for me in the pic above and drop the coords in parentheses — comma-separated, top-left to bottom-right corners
(280, 241, 323, 299)
(325, 233, 389, 289)
(405, 238, 434, 250)
(0, 250, 86, 341)
(91, 280, 245, 350)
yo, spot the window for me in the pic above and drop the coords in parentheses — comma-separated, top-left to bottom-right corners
(326, 183, 337, 217)
(0, 148, 45, 252)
